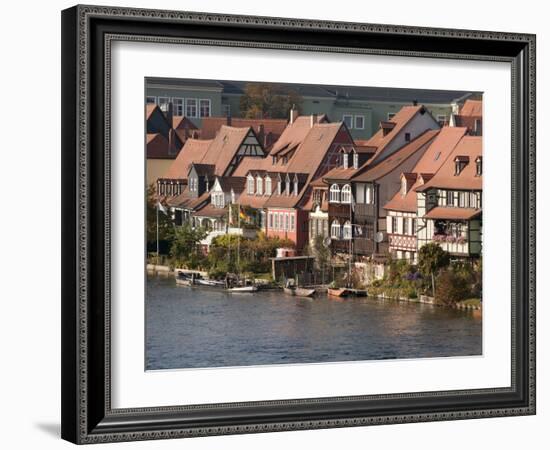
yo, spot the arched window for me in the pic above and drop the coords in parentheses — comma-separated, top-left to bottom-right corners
(330, 220, 341, 239)
(247, 175, 254, 194)
(265, 176, 272, 195)
(293, 176, 299, 196)
(342, 152, 349, 169)
(285, 175, 291, 195)
(256, 176, 263, 195)
(330, 184, 340, 203)
(341, 184, 351, 204)
(343, 221, 352, 240)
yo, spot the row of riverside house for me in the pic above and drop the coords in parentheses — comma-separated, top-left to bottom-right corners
(153, 99, 482, 264)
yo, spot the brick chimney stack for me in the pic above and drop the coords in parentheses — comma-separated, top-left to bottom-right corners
(290, 105, 298, 124)
(310, 114, 318, 128)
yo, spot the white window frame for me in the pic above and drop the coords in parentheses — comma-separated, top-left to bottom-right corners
(265, 176, 272, 196)
(247, 175, 255, 195)
(274, 212, 279, 230)
(158, 96, 170, 112)
(256, 176, 263, 195)
(279, 212, 284, 230)
(172, 97, 184, 116)
(146, 96, 156, 104)
(330, 184, 341, 203)
(294, 178, 299, 196)
(365, 184, 373, 204)
(290, 214, 295, 232)
(342, 152, 349, 169)
(185, 98, 198, 118)
(341, 184, 352, 204)
(352, 152, 359, 169)
(437, 114, 447, 124)
(330, 220, 341, 239)
(284, 213, 289, 231)
(268, 212, 273, 229)
(343, 221, 352, 240)
(199, 99, 211, 118)
(342, 114, 353, 129)
(285, 175, 291, 196)
(354, 115, 365, 130)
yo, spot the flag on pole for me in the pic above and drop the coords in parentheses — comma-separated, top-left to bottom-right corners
(157, 201, 168, 215)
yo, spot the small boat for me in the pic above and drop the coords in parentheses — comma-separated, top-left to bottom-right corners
(175, 278, 193, 286)
(227, 285, 258, 293)
(284, 286, 316, 297)
(327, 287, 349, 297)
(196, 278, 225, 287)
(347, 288, 368, 297)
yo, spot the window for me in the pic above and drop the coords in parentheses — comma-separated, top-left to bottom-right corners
(247, 176, 254, 195)
(401, 217, 408, 235)
(454, 157, 469, 175)
(185, 98, 197, 118)
(391, 216, 397, 234)
(146, 96, 156, 104)
(277, 178, 282, 195)
(290, 214, 295, 231)
(476, 157, 482, 176)
(279, 213, 284, 230)
(355, 115, 365, 130)
(213, 193, 224, 208)
(365, 184, 373, 204)
(411, 219, 416, 235)
(283, 214, 288, 231)
(158, 97, 170, 112)
(265, 176, 272, 196)
(342, 152, 349, 169)
(294, 178, 299, 196)
(172, 98, 184, 116)
(343, 114, 353, 129)
(274, 213, 279, 230)
(268, 213, 273, 229)
(256, 176, 263, 195)
(459, 191, 468, 208)
(341, 184, 352, 204)
(446, 191, 454, 206)
(330, 184, 340, 203)
(222, 104, 231, 117)
(401, 178, 407, 196)
(199, 99, 211, 117)
(331, 221, 341, 239)
(352, 152, 359, 169)
(387, 112, 396, 120)
(285, 175, 290, 195)
(343, 221, 352, 240)
(405, 132, 411, 142)
(437, 114, 447, 126)
(434, 151, 441, 161)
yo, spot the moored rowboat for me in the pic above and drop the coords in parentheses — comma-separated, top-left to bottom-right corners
(227, 285, 258, 293)
(284, 287, 316, 297)
(327, 288, 349, 297)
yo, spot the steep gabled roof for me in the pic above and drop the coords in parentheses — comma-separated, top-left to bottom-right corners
(459, 99, 482, 117)
(146, 133, 180, 159)
(352, 129, 439, 182)
(200, 117, 287, 148)
(200, 125, 256, 176)
(164, 139, 213, 179)
(416, 135, 482, 191)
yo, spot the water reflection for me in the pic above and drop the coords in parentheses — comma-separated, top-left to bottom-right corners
(145, 276, 481, 370)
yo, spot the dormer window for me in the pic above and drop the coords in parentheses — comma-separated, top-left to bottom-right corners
(256, 176, 263, 195)
(475, 157, 482, 176)
(353, 151, 358, 169)
(343, 152, 349, 169)
(293, 175, 299, 196)
(401, 178, 407, 196)
(405, 132, 411, 142)
(330, 184, 341, 203)
(454, 156, 469, 175)
(277, 175, 282, 195)
(285, 175, 291, 195)
(265, 176, 272, 196)
(247, 175, 254, 195)
(272, 156, 277, 164)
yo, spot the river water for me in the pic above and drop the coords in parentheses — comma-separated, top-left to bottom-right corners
(146, 276, 482, 370)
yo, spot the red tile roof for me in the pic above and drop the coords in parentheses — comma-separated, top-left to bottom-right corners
(164, 139, 213, 179)
(351, 129, 439, 182)
(194, 203, 228, 218)
(172, 116, 198, 130)
(424, 207, 481, 220)
(459, 99, 482, 117)
(416, 135, 482, 191)
(383, 127, 468, 212)
(362, 105, 426, 161)
(200, 117, 287, 148)
(146, 133, 180, 159)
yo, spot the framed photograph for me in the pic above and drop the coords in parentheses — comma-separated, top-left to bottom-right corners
(61, 4, 536, 444)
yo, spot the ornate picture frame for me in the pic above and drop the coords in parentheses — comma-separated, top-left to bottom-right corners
(61, 4, 536, 444)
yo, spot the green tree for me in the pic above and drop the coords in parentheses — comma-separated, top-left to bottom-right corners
(169, 224, 207, 269)
(239, 83, 303, 119)
(435, 269, 471, 305)
(418, 243, 451, 297)
(146, 184, 173, 245)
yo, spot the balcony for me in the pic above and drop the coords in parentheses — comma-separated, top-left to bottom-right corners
(354, 203, 376, 223)
(388, 234, 416, 251)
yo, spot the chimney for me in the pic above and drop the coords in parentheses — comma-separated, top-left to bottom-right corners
(257, 124, 265, 146)
(412, 99, 418, 106)
(310, 114, 318, 128)
(167, 101, 174, 127)
(290, 105, 298, 124)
